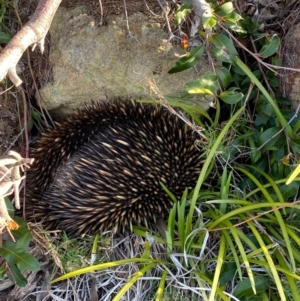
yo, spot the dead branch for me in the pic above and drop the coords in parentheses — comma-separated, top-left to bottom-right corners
(0, 151, 34, 234)
(0, 0, 62, 87)
(191, 0, 211, 37)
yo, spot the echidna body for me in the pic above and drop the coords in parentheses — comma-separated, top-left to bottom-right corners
(25, 100, 202, 236)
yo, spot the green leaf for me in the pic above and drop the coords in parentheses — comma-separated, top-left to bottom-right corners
(211, 34, 238, 63)
(259, 35, 280, 58)
(254, 114, 269, 126)
(240, 16, 258, 32)
(203, 15, 217, 29)
(219, 262, 237, 285)
(219, 87, 243, 104)
(233, 276, 270, 298)
(214, 2, 235, 17)
(216, 68, 232, 89)
(185, 74, 218, 95)
(258, 127, 282, 152)
(223, 20, 246, 33)
(255, 99, 273, 117)
(16, 232, 33, 249)
(168, 45, 204, 74)
(174, 1, 192, 25)
(223, 12, 243, 23)
(32, 110, 42, 121)
(16, 253, 40, 272)
(0, 32, 12, 43)
(280, 182, 298, 200)
(0, 241, 40, 272)
(4, 197, 14, 217)
(0, 266, 5, 279)
(201, 4, 216, 29)
(290, 138, 300, 153)
(8, 264, 28, 287)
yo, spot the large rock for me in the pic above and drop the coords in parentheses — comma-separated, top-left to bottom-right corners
(37, 6, 211, 116)
(282, 23, 300, 110)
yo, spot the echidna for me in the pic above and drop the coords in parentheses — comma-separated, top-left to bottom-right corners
(25, 100, 202, 236)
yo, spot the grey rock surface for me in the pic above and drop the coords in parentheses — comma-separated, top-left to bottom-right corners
(282, 22, 300, 111)
(38, 6, 211, 116)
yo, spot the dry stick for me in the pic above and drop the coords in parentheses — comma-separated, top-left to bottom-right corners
(123, 0, 131, 37)
(26, 49, 54, 129)
(250, 36, 275, 98)
(98, 0, 104, 26)
(191, 0, 211, 37)
(0, 0, 62, 86)
(156, 0, 174, 39)
(9, 2, 50, 142)
(144, 0, 161, 17)
(148, 79, 207, 140)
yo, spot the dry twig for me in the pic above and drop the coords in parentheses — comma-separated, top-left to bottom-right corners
(0, 0, 62, 86)
(0, 151, 34, 234)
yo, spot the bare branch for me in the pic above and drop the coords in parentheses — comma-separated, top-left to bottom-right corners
(0, 151, 34, 234)
(0, 0, 62, 86)
(191, 0, 211, 37)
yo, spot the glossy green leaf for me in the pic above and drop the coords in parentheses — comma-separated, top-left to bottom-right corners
(290, 138, 300, 154)
(233, 276, 270, 298)
(32, 110, 42, 121)
(174, 1, 192, 25)
(259, 35, 280, 58)
(0, 267, 5, 279)
(16, 232, 33, 250)
(168, 45, 204, 74)
(200, 3, 216, 29)
(219, 262, 237, 285)
(16, 253, 40, 272)
(216, 68, 232, 88)
(214, 2, 235, 17)
(203, 15, 217, 29)
(240, 16, 258, 32)
(0, 241, 40, 272)
(223, 12, 243, 23)
(223, 20, 246, 33)
(258, 127, 281, 152)
(219, 87, 243, 104)
(211, 34, 238, 63)
(185, 74, 218, 95)
(8, 264, 27, 287)
(4, 196, 14, 217)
